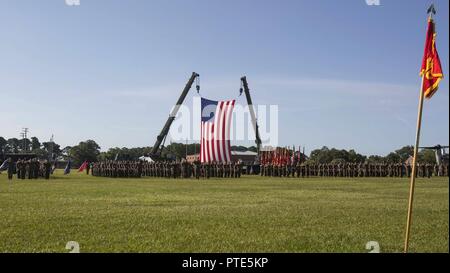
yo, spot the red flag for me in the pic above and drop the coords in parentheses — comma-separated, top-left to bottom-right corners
(420, 18, 443, 99)
(274, 148, 277, 165)
(78, 161, 88, 173)
(291, 146, 296, 163)
(298, 146, 301, 162)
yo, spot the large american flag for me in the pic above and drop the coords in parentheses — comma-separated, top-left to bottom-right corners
(200, 98, 235, 163)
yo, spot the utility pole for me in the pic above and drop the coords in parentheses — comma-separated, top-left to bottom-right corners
(50, 134, 55, 161)
(20, 128, 29, 152)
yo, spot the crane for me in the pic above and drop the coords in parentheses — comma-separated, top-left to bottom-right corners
(150, 73, 262, 162)
(150, 72, 199, 159)
(240, 76, 262, 155)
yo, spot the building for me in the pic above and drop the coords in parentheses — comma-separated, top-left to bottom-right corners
(186, 151, 257, 165)
(2, 153, 37, 162)
(231, 151, 258, 165)
(186, 154, 200, 163)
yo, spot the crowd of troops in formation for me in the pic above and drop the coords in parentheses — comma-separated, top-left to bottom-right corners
(5, 157, 447, 181)
(91, 160, 244, 179)
(260, 162, 450, 178)
(3, 158, 53, 180)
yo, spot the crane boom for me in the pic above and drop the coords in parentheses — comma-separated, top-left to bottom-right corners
(151, 72, 199, 157)
(241, 76, 262, 154)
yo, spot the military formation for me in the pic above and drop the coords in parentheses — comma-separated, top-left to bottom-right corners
(91, 160, 243, 179)
(3, 158, 53, 180)
(3, 157, 448, 181)
(260, 162, 450, 178)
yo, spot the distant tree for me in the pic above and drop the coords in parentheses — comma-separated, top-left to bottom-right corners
(330, 158, 346, 164)
(157, 143, 201, 160)
(34, 149, 48, 160)
(162, 143, 185, 160)
(395, 146, 414, 162)
(61, 146, 72, 159)
(98, 146, 155, 161)
(0, 137, 7, 154)
(118, 147, 131, 160)
(186, 143, 201, 156)
(70, 140, 100, 166)
(309, 146, 365, 163)
(19, 138, 32, 152)
(31, 137, 41, 151)
(304, 159, 316, 165)
(347, 149, 366, 163)
(310, 146, 332, 163)
(99, 147, 123, 161)
(418, 149, 436, 164)
(42, 141, 61, 160)
(7, 138, 20, 153)
(385, 152, 401, 163)
(367, 155, 384, 164)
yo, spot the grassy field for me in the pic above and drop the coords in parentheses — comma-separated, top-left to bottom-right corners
(0, 170, 448, 253)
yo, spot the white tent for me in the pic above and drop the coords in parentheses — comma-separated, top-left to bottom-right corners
(138, 156, 154, 162)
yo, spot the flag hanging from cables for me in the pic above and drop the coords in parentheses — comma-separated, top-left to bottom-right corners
(200, 98, 235, 163)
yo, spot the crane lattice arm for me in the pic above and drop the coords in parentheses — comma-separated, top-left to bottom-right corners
(151, 72, 199, 158)
(241, 76, 262, 154)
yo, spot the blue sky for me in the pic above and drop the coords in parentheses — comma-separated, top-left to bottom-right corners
(0, 0, 448, 156)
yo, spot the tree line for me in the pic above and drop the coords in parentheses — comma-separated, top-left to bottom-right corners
(0, 136, 99, 167)
(0, 135, 437, 168)
(308, 146, 436, 164)
(0, 136, 64, 160)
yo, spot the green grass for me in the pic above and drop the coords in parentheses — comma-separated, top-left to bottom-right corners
(0, 171, 448, 253)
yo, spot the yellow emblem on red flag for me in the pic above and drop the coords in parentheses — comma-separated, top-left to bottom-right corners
(420, 18, 443, 99)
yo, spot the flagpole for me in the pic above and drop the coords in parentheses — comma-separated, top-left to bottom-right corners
(404, 75, 425, 253)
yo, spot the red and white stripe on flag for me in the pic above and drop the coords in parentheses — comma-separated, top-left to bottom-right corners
(200, 98, 235, 163)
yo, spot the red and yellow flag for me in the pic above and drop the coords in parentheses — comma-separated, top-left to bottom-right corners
(420, 18, 443, 99)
